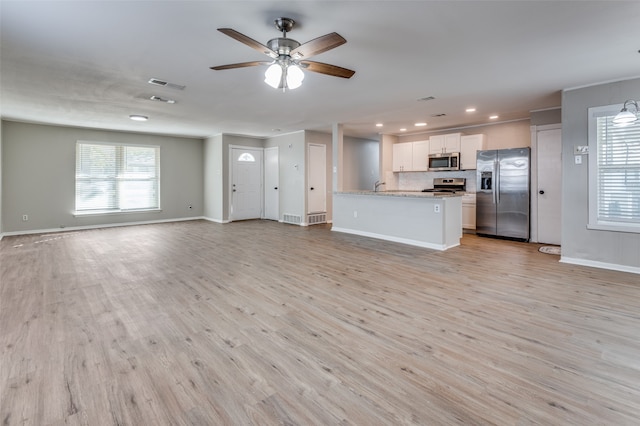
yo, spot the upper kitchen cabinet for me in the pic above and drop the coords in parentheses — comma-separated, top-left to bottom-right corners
(460, 134, 486, 170)
(429, 133, 462, 154)
(411, 140, 430, 171)
(393, 140, 430, 172)
(392, 142, 413, 172)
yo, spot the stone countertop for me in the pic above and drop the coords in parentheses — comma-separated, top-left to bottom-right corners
(334, 190, 463, 198)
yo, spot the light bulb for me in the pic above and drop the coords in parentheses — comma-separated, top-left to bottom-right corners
(264, 64, 283, 89)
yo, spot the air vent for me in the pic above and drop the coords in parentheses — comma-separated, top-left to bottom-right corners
(148, 78, 186, 91)
(431, 113, 446, 117)
(307, 213, 327, 225)
(417, 96, 436, 102)
(150, 95, 176, 104)
(148, 78, 167, 86)
(283, 214, 302, 225)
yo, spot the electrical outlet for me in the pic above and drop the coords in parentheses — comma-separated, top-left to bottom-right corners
(22, 214, 29, 221)
(353, 210, 358, 218)
(575, 155, 582, 165)
(434, 204, 440, 213)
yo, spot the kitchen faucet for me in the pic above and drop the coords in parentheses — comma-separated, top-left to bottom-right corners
(374, 181, 386, 192)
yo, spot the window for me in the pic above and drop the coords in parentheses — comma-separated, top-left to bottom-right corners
(588, 104, 640, 232)
(75, 142, 160, 214)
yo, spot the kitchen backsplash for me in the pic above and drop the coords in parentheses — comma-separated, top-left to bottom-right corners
(384, 170, 477, 192)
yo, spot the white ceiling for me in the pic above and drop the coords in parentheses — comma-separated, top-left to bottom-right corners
(1, 1, 639, 140)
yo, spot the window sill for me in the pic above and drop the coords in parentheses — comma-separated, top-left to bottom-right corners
(587, 222, 640, 234)
(74, 208, 162, 218)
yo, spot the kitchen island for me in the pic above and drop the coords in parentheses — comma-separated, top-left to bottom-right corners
(332, 191, 463, 250)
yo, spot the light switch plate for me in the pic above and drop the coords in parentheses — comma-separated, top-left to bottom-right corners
(574, 145, 589, 154)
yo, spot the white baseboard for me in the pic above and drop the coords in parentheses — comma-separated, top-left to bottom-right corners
(0, 216, 206, 237)
(331, 227, 456, 251)
(560, 256, 640, 275)
(202, 217, 230, 224)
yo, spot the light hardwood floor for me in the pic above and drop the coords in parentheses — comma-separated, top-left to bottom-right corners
(1, 220, 639, 425)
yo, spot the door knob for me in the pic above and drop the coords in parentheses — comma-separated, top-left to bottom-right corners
(274, 187, 278, 190)
(310, 187, 315, 190)
(539, 190, 545, 195)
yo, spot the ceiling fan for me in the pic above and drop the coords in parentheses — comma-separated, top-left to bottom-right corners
(210, 17, 355, 90)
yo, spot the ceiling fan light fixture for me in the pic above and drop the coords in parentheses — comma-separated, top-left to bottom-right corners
(612, 100, 639, 126)
(264, 63, 283, 88)
(286, 64, 304, 89)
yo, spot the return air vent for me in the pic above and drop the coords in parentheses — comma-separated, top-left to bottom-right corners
(148, 78, 186, 91)
(307, 213, 327, 225)
(283, 214, 302, 225)
(417, 96, 436, 102)
(431, 113, 446, 117)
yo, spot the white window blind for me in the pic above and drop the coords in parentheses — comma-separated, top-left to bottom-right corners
(76, 142, 160, 213)
(589, 106, 640, 230)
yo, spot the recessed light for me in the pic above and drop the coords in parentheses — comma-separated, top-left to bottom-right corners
(489, 115, 499, 120)
(129, 115, 148, 121)
(400, 128, 407, 132)
(466, 107, 476, 113)
(415, 122, 427, 127)
(376, 123, 383, 127)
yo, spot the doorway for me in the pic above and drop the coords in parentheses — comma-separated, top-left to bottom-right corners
(307, 144, 326, 216)
(230, 147, 263, 221)
(264, 146, 279, 221)
(534, 127, 562, 245)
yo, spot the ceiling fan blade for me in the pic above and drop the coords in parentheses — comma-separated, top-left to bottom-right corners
(210, 61, 271, 71)
(218, 28, 278, 59)
(300, 61, 355, 79)
(290, 32, 346, 59)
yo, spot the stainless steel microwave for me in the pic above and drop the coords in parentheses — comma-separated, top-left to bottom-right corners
(428, 152, 460, 171)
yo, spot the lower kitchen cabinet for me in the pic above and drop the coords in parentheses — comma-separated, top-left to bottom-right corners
(462, 193, 476, 229)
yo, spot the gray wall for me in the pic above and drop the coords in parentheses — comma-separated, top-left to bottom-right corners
(342, 136, 379, 191)
(562, 77, 640, 271)
(1, 120, 204, 233)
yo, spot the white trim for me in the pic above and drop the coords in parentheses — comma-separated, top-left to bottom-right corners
(1, 217, 205, 237)
(388, 117, 530, 138)
(563, 74, 640, 92)
(202, 216, 230, 224)
(560, 257, 640, 275)
(331, 227, 458, 251)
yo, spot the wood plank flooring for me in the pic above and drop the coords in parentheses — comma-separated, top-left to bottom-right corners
(1, 219, 639, 425)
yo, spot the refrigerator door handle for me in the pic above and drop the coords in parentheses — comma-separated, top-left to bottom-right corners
(495, 159, 500, 204)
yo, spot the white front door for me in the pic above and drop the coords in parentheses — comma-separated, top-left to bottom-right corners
(308, 144, 326, 214)
(264, 147, 279, 221)
(537, 128, 562, 245)
(231, 147, 263, 221)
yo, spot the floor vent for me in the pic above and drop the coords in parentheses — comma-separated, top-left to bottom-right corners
(283, 214, 302, 225)
(308, 213, 327, 225)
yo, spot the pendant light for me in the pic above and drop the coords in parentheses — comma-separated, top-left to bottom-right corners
(612, 100, 639, 126)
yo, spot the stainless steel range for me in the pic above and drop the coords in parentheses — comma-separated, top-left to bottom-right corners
(421, 177, 466, 195)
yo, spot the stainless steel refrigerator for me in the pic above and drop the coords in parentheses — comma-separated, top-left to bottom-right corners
(476, 148, 530, 241)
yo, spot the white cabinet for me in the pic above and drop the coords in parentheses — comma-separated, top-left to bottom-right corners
(392, 142, 413, 172)
(429, 133, 462, 154)
(411, 140, 430, 171)
(393, 140, 430, 172)
(462, 193, 476, 229)
(460, 134, 486, 170)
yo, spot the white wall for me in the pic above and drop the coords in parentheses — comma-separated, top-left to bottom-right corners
(561, 77, 640, 273)
(265, 131, 306, 221)
(342, 136, 379, 191)
(203, 134, 224, 222)
(1, 120, 204, 233)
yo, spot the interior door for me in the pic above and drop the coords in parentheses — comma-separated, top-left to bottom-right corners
(308, 144, 326, 214)
(537, 128, 562, 245)
(264, 146, 279, 221)
(231, 147, 263, 221)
